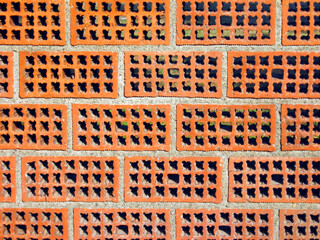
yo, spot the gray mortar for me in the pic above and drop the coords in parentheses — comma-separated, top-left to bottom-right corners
(0, 0, 320, 239)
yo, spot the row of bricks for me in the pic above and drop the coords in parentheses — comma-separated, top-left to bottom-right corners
(0, 0, 320, 46)
(2, 51, 320, 98)
(0, 104, 319, 151)
(0, 208, 318, 239)
(1, 156, 320, 203)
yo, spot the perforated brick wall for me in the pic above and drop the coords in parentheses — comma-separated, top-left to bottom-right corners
(0, 0, 319, 239)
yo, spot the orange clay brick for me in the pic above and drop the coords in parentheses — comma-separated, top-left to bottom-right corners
(124, 51, 222, 97)
(229, 157, 320, 203)
(279, 209, 320, 239)
(228, 51, 320, 98)
(0, 0, 65, 45)
(176, 0, 276, 45)
(0, 157, 15, 202)
(0, 104, 67, 150)
(177, 104, 276, 151)
(176, 209, 274, 239)
(74, 208, 170, 239)
(21, 156, 119, 202)
(70, 0, 170, 45)
(73, 104, 170, 151)
(20, 52, 118, 98)
(0, 208, 68, 240)
(124, 156, 222, 202)
(282, 104, 320, 151)
(0, 53, 13, 98)
(283, 0, 320, 45)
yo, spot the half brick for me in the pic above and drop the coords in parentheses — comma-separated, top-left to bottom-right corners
(70, 0, 170, 45)
(228, 51, 320, 98)
(125, 51, 222, 97)
(124, 156, 222, 202)
(229, 157, 320, 203)
(176, 209, 274, 239)
(22, 156, 119, 202)
(20, 52, 118, 98)
(0, 157, 15, 202)
(281, 104, 320, 150)
(177, 104, 276, 151)
(0, 208, 68, 240)
(73, 104, 171, 151)
(0, 52, 13, 98)
(74, 208, 170, 239)
(0, 104, 67, 150)
(0, 0, 65, 45)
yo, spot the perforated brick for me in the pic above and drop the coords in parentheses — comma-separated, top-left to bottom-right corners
(0, 208, 68, 240)
(0, 157, 15, 202)
(282, 104, 320, 150)
(0, 104, 67, 150)
(177, 104, 276, 151)
(0, 52, 13, 98)
(70, 0, 170, 45)
(73, 104, 170, 151)
(22, 156, 119, 202)
(176, 209, 274, 239)
(0, 0, 65, 45)
(279, 209, 320, 239)
(228, 51, 320, 98)
(124, 51, 222, 97)
(20, 52, 118, 98)
(229, 157, 320, 203)
(124, 156, 222, 202)
(283, 0, 320, 45)
(176, 0, 276, 45)
(74, 208, 170, 239)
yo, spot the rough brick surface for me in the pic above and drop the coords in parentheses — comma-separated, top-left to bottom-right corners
(0, 52, 13, 98)
(0, 104, 67, 150)
(176, 209, 274, 239)
(70, 0, 170, 45)
(176, 0, 276, 45)
(20, 52, 118, 98)
(279, 209, 320, 239)
(74, 208, 170, 239)
(229, 157, 320, 203)
(73, 104, 171, 151)
(282, 104, 320, 150)
(0, 208, 68, 240)
(22, 156, 119, 202)
(0, 157, 15, 202)
(177, 104, 276, 151)
(124, 156, 222, 202)
(125, 51, 222, 97)
(228, 51, 320, 98)
(0, 0, 65, 45)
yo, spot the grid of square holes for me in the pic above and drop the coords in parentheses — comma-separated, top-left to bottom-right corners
(283, 0, 320, 45)
(74, 209, 170, 239)
(0, 105, 67, 150)
(22, 156, 119, 202)
(176, 0, 275, 45)
(0, 157, 15, 203)
(0, 208, 68, 240)
(0, 0, 65, 45)
(228, 52, 320, 98)
(280, 209, 320, 239)
(0, 53, 13, 98)
(229, 157, 320, 203)
(176, 209, 273, 239)
(70, 0, 170, 45)
(124, 157, 222, 202)
(20, 52, 118, 98)
(125, 51, 222, 97)
(177, 104, 276, 151)
(282, 104, 320, 150)
(73, 104, 170, 151)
